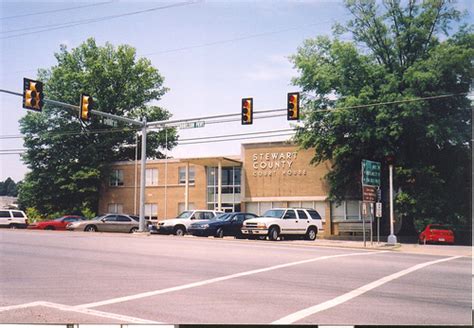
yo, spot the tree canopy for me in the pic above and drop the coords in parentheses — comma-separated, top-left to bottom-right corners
(0, 177, 18, 197)
(19, 38, 177, 215)
(292, 0, 472, 232)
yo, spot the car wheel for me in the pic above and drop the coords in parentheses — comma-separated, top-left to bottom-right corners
(268, 227, 279, 241)
(45, 226, 55, 230)
(215, 228, 224, 238)
(174, 226, 185, 236)
(130, 227, 138, 233)
(306, 227, 317, 241)
(9, 224, 18, 229)
(85, 225, 97, 232)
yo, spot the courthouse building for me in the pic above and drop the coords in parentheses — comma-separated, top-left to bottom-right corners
(99, 141, 364, 236)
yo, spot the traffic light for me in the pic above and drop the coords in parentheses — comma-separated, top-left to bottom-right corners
(22, 78, 44, 111)
(287, 92, 300, 121)
(80, 93, 93, 121)
(241, 98, 253, 125)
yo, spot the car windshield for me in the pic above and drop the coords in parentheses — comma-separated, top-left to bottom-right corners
(262, 210, 285, 218)
(430, 225, 449, 230)
(176, 211, 193, 219)
(130, 216, 139, 221)
(215, 214, 231, 221)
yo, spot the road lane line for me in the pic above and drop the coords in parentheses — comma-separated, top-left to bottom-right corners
(40, 301, 160, 324)
(0, 301, 45, 312)
(272, 255, 462, 324)
(76, 250, 388, 309)
(0, 300, 159, 324)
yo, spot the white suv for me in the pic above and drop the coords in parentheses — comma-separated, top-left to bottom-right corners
(154, 210, 223, 236)
(0, 209, 29, 229)
(241, 208, 323, 241)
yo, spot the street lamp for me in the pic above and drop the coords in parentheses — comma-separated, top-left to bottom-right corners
(386, 155, 397, 245)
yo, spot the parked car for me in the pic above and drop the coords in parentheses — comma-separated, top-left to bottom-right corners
(241, 208, 323, 241)
(419, 224, 455, 244)
(188, 212, 258, 238)
(27, 215, 85, 230)
(0, 209, 28, 229)
(151, 210, 223, 236)
(66, 214, 139, 233)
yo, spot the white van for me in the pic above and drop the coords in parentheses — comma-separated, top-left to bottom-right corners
(0, 209, 29, 229)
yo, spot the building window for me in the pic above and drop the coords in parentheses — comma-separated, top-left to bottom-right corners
(178, 166, 195, 184)
(146, 168, 158, 186)
(145, 203, 158, 220)
(331, 200, 361, 222)
(206, 166, 241, 212)
(109, 169, 124, 186)
(108, 203, 123, 214)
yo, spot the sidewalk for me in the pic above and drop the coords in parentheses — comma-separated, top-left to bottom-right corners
(313, 237, 472, 257)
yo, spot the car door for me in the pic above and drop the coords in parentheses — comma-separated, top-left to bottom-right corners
(228, 214, 245, 236)
(281, 210, 298, 234)
(115, 215, 135, 233)
(99, 215, 117, 232)
(296, 210, 311, 234)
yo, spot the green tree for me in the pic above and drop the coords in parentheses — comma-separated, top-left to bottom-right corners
(19, 38, 177, 215)
(0, 177, 18, 196)
(292, 0, 472, 236)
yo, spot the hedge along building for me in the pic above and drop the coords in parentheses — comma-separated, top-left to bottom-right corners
(99, 141, 366, 237)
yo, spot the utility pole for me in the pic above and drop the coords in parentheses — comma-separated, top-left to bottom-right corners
(138, 117, 147, 232)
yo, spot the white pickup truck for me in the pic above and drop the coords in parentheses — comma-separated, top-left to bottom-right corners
(241, 208, 323, 241)
(153, 210, 223, 236)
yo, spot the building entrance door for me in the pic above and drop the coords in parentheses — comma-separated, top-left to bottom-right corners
(220, 207, 234, 213)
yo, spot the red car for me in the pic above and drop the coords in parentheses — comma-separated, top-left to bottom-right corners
(27, 215, 85, 230)
(419, 224, 455, 244)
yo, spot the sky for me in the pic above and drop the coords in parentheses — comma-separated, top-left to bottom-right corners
(0, 0, 472, 182)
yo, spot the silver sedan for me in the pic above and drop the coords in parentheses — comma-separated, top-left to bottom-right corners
(66, 214, 139, 233)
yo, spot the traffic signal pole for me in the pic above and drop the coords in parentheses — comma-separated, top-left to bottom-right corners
(0, 88, 150, 232)
(139, 118, 147, 232)
(2, 86, 291, 234)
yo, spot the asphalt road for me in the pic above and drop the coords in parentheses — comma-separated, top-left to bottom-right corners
(0, 230, 471, 325)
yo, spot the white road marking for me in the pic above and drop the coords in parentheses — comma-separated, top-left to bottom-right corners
(41, 302, 160, 324)
(77, 250, 388, 309)
(0, 301, 159, 324)
(272, 255, 462, 324)
(0, 301, 46, 312)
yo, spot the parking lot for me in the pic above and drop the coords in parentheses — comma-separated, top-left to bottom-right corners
(0, 229, 471, 325)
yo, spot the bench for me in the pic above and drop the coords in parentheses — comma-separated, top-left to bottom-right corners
(337, 222, 371, 235)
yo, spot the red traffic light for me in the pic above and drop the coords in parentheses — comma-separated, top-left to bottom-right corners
(241, 98, 253, 125)
(287, 92, 300, 120)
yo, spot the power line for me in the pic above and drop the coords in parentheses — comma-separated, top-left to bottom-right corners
(0, 92, 468, 141)
(0, 131, 295, 154)
(179, 133, 294, 145)
(1, 1, 200, 40)
(141, 22, 326, 56)
(0, 1, 114, 21)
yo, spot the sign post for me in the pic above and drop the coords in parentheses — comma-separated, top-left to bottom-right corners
(376, 201, 382, 244)
(361, 159, 381, 247)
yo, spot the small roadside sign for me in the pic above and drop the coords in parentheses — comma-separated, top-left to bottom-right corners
(376, 202, 382, 218)
(363, 186, 377, 202)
